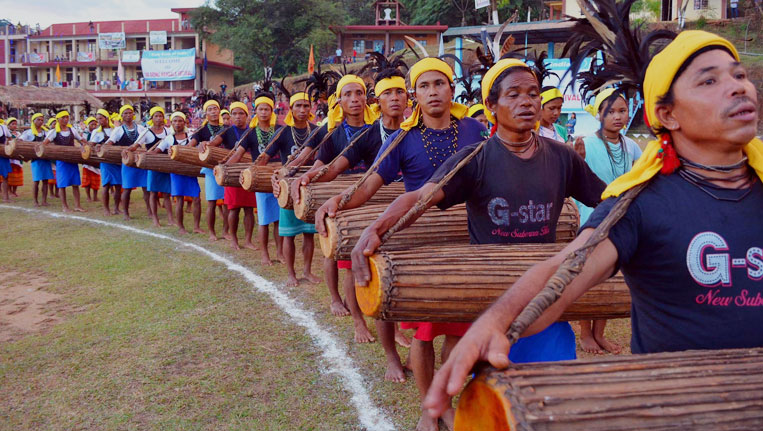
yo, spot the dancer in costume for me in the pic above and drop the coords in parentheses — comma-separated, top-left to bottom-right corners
(91, 109, 122, 216)
(20, 113, 53, 206)
(5, 117, 23, 196)
(105, 105, 150, 220)
(538, 86, 568, 143)
(82, 116, 100, 202)
(41, 111, 86, 212)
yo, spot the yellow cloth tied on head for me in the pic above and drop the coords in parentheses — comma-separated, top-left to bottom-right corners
(284, 92, 315, 127)
(55, 110, 70, 132)
(467, 103, 485, 118)
(480, 58, 532, 125)
(583, 87, 623, 118)
(95, 109, 112, 132)
(603, 30, 763, 198)
(250, 97, 277, 128)
(370, 76, 408, 117)
(400, 58, 465, 131)
(84, 116, 96, 126)
(146, 106, 165, 127)
(6, 117, 17, 126)
(119, 105, 134, 117)
(203, 100, 220, 111)
(327, 74, 377, 131)
(30, 113, 44, 136)
(540, 88, 563, 106)
(170, 111, 187, 135)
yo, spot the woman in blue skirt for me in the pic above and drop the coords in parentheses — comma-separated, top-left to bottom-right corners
(20, 113, 53, 206)
(41, 110, 85, 212)
(90, 109, 122, 216)
(129, 106, 174, 227)
(105, 105, 150, 220)
(155, 112, 204, 235)
(0, 121, 12, 202)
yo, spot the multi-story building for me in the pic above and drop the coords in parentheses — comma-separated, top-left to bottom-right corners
(0, 8, 239, 118)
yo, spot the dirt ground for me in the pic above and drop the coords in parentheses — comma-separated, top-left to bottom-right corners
(0, 270, 77, 342)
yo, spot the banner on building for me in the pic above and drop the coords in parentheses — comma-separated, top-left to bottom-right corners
(475, 0, 490, 9)
(122, 50, 140, 62)
(76, 51, 95, 62)
(149, 31, 167, 45)
(28, 52, 46, 63)
(98, 32, 126, 50)
(140, 48, 196, 81)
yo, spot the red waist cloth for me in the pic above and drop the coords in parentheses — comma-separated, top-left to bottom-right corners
(337, 260, 352, 270)
(400, 322, 471, 342)
(224, 187, 257, 210)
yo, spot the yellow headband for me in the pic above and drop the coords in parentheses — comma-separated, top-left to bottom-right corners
(327, 75, 376, 131)
(6, 117, 17, 125)
(30, 113, 44, 136)
(95, 109, 113, 131)
(467, 103, 485, 118)
(228, 102, 249, 128)
(46, 118, 57, 127)
(203, 100, 220, 111)
(583, 88, 624, 117)
(374, 76, 407, 98)
(604, 30, 763, 199)
(84, 116, 97, 125)
(540, 88, 563, 106)
(56, 110, 70, 119)
(119, 105, 134, 116)
(254, 96, 274, 110)
(409, 58, 453, 88)
(290, 92, 310, 107)
(220, 109, 230, 116)
(480, 58, 532, 124)
(170, 111, 187, 135)
(285, 93, 315, 127)
(250, 97, 276, 128)
(147, 106, 165, 127)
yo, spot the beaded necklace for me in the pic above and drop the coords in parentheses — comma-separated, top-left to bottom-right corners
(256, 126, 274, 153)
(290, 124, 311, 145)
(419, 118, 459, 168)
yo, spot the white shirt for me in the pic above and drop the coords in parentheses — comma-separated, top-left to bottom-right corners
(88, 127, 113, 144)
(20, 129, 43, 142)
(45, 127, 84, 142)
(141, 126, 171, 148)
(156, 133, 190, 153)
(108, 124, 147, 144)
(538, 125, 564, 143)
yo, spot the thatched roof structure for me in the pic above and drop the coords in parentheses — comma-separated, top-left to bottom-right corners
(0, 85, 103, 108)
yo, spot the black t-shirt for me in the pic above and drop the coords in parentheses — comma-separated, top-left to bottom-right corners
(343, 120, 396, 171)
(191, 123, 224, 145)
(241, 127, 274, 160)
(432, 136, 605, 244)
(266, 124, 319, 163)
(581, 173, 763, 354)
(316, 122, 372, 174)
(221, 125, 256, 156)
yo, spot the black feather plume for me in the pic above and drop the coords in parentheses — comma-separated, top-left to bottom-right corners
(294, 64, 341, 102)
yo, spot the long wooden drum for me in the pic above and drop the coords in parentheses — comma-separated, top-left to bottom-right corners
(170, 145, 214, 168)
(4, 139, 39, 161)
(455, 347, 763, 431)
(121, 149, 143, 167)
(322, 200, 580, 260)
(239, 163, 281, 192)
(294, 179, 406, 223)
(199, 146, 252, 165)
(357, 243, 629, 322)
(34, 143, 97, 166)
(274, 167, 311, 209)
(95, 145, 125, 165)
(136, 153, 203, 177)
(214, 163, 250, 187)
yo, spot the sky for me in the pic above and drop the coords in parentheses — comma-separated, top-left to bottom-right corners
(0, 0, 204, 28)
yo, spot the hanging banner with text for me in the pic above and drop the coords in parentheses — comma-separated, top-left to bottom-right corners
(149, 31, 167, 45)
(140, 48, 196, 81)
(475, 0, 490, 9)
(98, 32, 126, 50)
(122, 50, 140, 62)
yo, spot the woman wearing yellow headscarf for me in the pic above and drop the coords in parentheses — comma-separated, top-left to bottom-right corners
(4, 117, 24, 195)
(20, 113, 55, 205)
(39, 110, 87, 212)
(89, 109, 122, 215)
(423, 22, 763, 423)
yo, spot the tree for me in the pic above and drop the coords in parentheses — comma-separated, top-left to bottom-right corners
(191, 0, 347, 82)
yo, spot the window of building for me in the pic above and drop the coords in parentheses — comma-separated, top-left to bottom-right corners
(393, 39, 405, 52)
(89, 67, 97, 83)
(353, 40, 365, 52)
(694, 0, 708, 9)
(65, 68, 73, 82)
(136, 39, 146, 51)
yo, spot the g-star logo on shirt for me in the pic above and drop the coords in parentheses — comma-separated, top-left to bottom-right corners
(687, 232, 763, 287)
(488, 198, 553, 226)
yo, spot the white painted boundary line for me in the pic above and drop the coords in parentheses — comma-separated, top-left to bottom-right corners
(3, 205, 395, 431)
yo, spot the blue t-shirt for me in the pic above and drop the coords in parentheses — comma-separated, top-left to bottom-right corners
(374, 117, 486, 191)
(582, 173, 763, 354)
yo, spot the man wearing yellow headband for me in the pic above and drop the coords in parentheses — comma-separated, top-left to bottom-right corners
(41, 110, 87, 212)
(21, 113, 55, 206)
(207, 101, 258, 250)
(227, 91, 285, 265)
(80, 116, 101, 203)
(424, 30, 763, 418)
(259, 90, 323, 289)
(538, 86, 567, 143)
(467, 103, 490, 130)
(190, 99, 230, 242)
(89, 109, 122, 216)
(220, 109, 231, 127)
(104, 105, 151, 220)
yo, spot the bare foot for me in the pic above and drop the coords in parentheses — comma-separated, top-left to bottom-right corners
(178, 228, 188, 235)
(354, 320, 376, 343)
(153, 220, 161, 227)
(415, 413, 439, 431)
(261, 256, 274, 266)
(34, 202, 40, 207)
(224, 233, 233, 240)
(303, 272, 321, 284)
(62, 207, 73, 213)
(384, 358, 406, 383)
(74, 207, 86, 212)
(594, 335, 623, 354)
(231, 241, 241, 251)
(286, 274, 299, 287)
(114, 208, 123, 214)
(441, 408, 456, 431)
(330, 301, 350, 317)
(580, 336, 604, 354)
(395, 330, 412, 349)
(244, 242, 257, 251)
(123, 214, 131, 221)
(193, 227, 206, 234)
(275, 253, 286, 263)
(208, 234, 218, 242)
(41, 202, 50, 207)
(103, 209, 112, 216)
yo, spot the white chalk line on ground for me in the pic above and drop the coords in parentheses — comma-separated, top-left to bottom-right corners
(2, 205, 396, 431)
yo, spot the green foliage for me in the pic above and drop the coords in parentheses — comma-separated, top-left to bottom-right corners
(696, 15, 707, 29)
(631, 0, 661, 24)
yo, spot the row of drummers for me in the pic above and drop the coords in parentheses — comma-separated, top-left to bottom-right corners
(6, 56, 631, 430)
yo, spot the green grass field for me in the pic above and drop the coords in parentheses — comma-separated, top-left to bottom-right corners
(0, 164, 631, 430)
